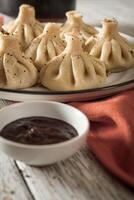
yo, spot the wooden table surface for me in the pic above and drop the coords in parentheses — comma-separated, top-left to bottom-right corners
(0, 100, 134, 200)
(0, 0, 134, 199)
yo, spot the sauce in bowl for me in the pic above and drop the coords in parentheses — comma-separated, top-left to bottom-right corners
(0, 117, 78, 145)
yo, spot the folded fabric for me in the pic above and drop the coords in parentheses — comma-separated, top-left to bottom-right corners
(70, 90, 134, 186)
(0, 15, 3, 27)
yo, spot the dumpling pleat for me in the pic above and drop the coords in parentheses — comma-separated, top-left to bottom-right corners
(81, 54, 97, 80)
(53, 40, 65, 55)
(118, 40, 131, 60)
(111, 39, 122, 63)
(16, 55, 38, 84)
(92, 58, 106, 78)
(41, 54, 64, 80)
(85, 37, 97, 53)
(47, 40, 56, 60)
(25, 37, 41, 60)
(13, 24, 24, 45)
(100, 41, 112, 62)
(35, 38, 47, 68)
(24, 24, 35, 48)
(81, 29, 91, 40)
(90, 41, 103, 58)
(58, 54, 73, 84)
(71, 55, 86, 85)
(3, 54, 21, 88)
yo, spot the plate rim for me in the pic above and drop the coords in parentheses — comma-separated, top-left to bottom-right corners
(0, 78, 134, 96)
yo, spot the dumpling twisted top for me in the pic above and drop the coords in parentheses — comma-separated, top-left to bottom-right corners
(40, 34, 106, 91)
(0, 33, 38, 89)
(5, 4, 44, 50)
(25, 23, 65, 71)
(86, 18, 134, 71)
(60, 11, 98, 41)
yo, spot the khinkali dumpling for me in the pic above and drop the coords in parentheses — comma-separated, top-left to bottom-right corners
(60, 11, 98, 41)
(85, 19, 134, 71)
(0, 34, 38, 89)
(40, 34, 106, 91)
(25, 23, 65, 71)
(5, 4, 44, 50)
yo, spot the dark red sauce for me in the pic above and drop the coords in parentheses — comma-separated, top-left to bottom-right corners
(0, 117, 78, 145)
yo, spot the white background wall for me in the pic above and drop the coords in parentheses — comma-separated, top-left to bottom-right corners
(76, 0, 134, 36)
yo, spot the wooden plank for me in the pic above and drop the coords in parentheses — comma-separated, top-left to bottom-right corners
(16, 148, 134, 200)
(0, 101, 34, 200)
(0, 152, 33, 200)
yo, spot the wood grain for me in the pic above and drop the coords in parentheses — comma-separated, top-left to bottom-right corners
(0, 152, 32, 200)
(0, 98, 134, 200)
(16, 148, 134, 200)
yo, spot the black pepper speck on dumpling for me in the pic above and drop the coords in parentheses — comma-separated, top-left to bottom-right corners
(25, 23, 65, 71)
(5, 4, 44, 51)
(85, 18, 134, 72)
(60, 10, 98, 41)
(40, 34, 106, 91)
(0, 34, 38, 89)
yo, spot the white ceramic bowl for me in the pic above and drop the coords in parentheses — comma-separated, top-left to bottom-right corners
(0, 101, 89, 166)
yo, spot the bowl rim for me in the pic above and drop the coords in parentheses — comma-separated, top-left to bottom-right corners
(0, 101, 90, 149)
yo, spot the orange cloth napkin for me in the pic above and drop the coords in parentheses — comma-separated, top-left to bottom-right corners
(0, 16, 3, 27)
(70, 90, 134, 186)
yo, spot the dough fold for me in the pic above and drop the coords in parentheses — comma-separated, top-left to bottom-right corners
(40, 34, 106, 91)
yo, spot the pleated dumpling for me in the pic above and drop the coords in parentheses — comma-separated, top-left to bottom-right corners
(5, 4, 44, 50)
(25, 23, 65, 71)
(85, 19, 134, 72)
(40, 34, 106, 91)
(0, 34, 38, 89)
(60, 11, 98, 41)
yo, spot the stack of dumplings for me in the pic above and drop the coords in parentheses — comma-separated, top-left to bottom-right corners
(0, 4, 134, 91)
